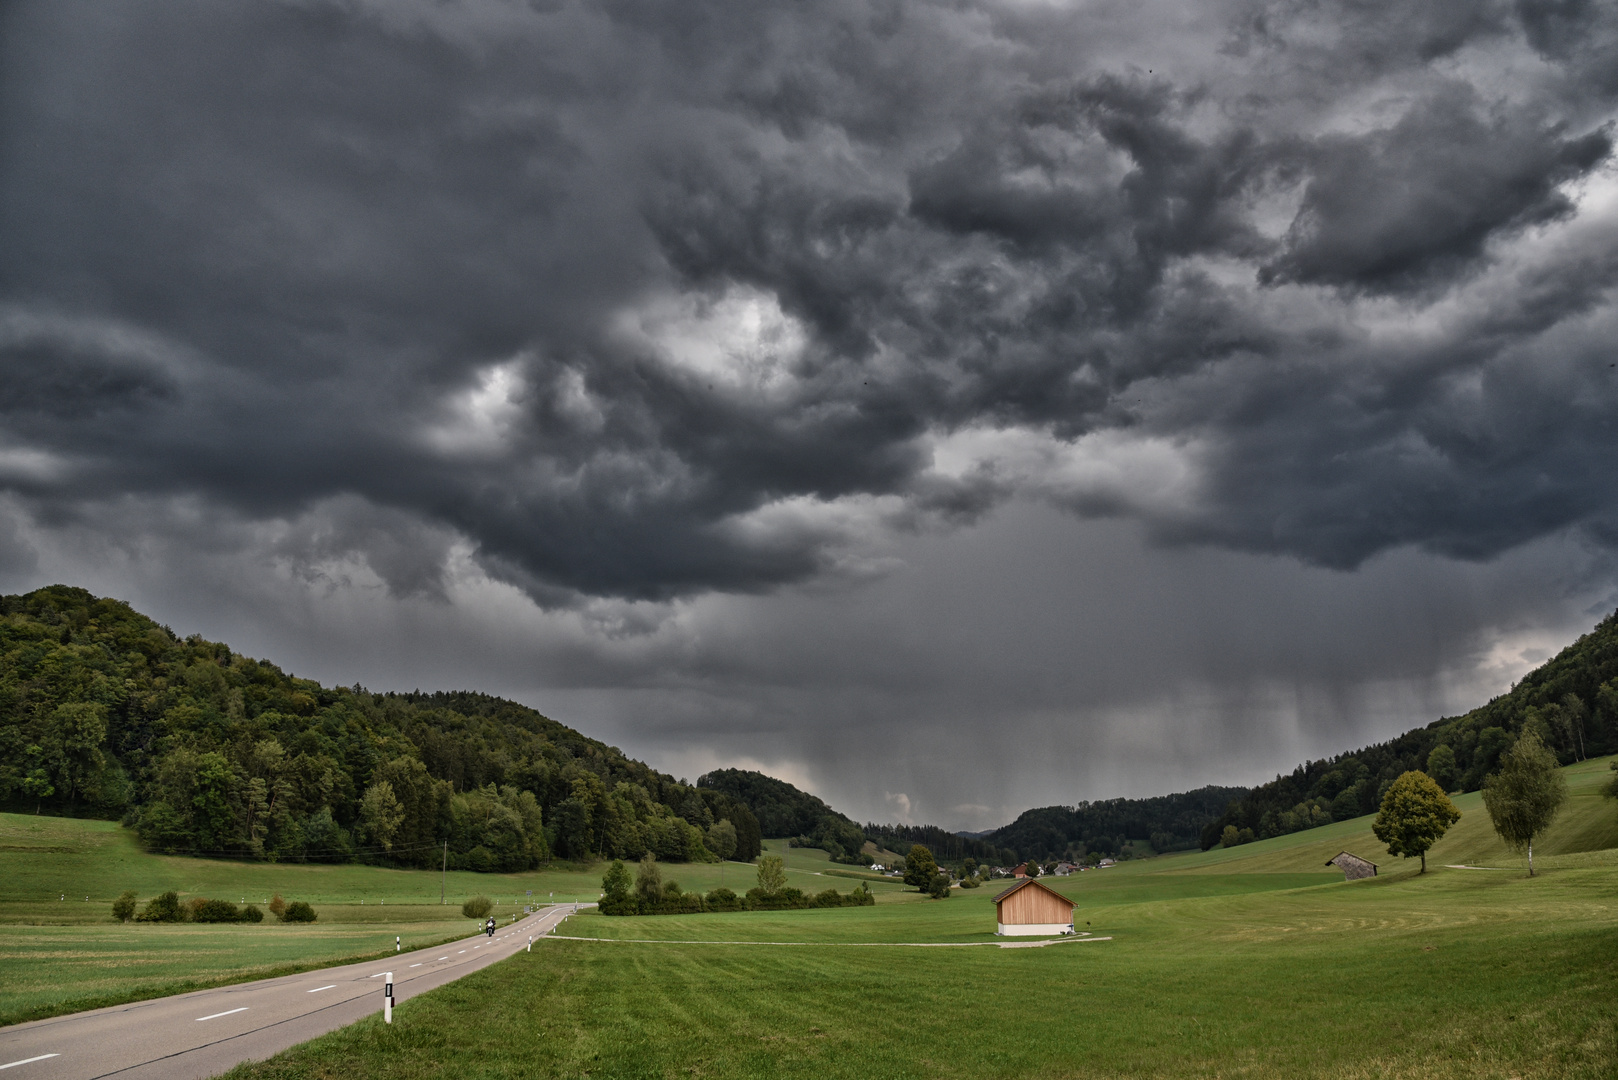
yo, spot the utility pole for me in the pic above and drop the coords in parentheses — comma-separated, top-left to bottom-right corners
(441, 841, 447, 904)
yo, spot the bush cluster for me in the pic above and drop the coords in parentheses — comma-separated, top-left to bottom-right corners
(119, 890, 266, 923)
(598, 856, 875, 916)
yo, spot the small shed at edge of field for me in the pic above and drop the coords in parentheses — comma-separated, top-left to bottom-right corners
(992, 878, 1075, 936)
(1326, 851, 1378, 881)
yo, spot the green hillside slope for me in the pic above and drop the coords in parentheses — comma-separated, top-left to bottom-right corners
(1166, 754, 1618, 876)
(0, 585, 760, 869)
(1201, 607, 1618, 850)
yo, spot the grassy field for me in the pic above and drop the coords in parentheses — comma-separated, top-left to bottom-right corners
(216, 758, 1618, 1080)
(0, 817, 900, 1025)
(7, 759, 1618, 1076)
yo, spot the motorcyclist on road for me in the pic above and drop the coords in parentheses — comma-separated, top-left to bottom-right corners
(485, 917, 495, 937)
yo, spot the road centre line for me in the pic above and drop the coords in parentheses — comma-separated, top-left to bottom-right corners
(0, 1056, 60, 1071)
(409, 962, 423, 967)
(306, 985, 336, 993)
(195, 1007, 249, 1021)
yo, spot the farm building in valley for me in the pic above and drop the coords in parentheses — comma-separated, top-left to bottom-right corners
(1325, 851, 1378, 880)
(992, 878, 1075, 936)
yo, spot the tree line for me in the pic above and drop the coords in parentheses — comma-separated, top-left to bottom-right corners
(0, 586, 761, 870)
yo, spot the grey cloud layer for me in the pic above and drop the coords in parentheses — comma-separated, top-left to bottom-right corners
(2, 0, 1617, 603)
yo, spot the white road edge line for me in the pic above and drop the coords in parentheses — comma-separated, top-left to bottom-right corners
(0, 1055, 60, 1071)
(195, 1007, 249, 1021)
(307, 985, 337, 993)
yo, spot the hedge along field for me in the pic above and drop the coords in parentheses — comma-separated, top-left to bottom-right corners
(224, 857, 1618, 1080)
(0, 818, 905, 1026)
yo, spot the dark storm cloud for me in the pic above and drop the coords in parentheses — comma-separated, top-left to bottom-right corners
(1259, 84, 1611, 293)
(2, 0, 1617, 604)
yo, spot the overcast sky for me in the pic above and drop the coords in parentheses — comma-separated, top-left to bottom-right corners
(4, 0, 1618, 830)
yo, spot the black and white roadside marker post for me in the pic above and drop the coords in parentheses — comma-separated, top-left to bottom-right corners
(384, 973, 393, 1024)
(396, 935, 400, 952)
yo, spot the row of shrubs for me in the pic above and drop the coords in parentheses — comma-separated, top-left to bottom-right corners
(601, 881, 876, 915)
(599, 854, 877, 915)
(112, 890, 317, 924)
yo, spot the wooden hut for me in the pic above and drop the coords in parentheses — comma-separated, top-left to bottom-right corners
(1325, 851, 1377, 881)
(992, 878, 1075, 936)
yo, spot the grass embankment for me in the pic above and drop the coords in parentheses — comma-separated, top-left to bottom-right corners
(0, 818, 899, 1026)
(222, 758, 1618, 1080)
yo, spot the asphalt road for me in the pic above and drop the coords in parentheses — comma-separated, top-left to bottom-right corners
(0, 903, 585, 1080)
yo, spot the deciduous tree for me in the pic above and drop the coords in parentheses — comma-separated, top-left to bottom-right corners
(636, 852, 663, 905)
(903, 845, 937, 889)
(755, 853, 786, 896)
(706, 819, 738, 861)
(359, 779, 405, 851)
(1425, 745, 1457, 791)
(1481, 731, 1567, 876)
(1372, 771, 1460, 873)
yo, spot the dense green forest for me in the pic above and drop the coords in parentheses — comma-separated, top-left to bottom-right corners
(697, 765, 1249, 868)
(695, 768, 866, 861)
(1200, 607, 1618, 849)
(0, 586, 761, 870)
(976, 786, 1251, 863)
(864, 822, 1006, 865)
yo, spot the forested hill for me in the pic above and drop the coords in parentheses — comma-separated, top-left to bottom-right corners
(695, 768, 866, 860)
(0, 585, 761, 870)
(981, 786, 1251, 863)
(1201, 606, 1618, 850)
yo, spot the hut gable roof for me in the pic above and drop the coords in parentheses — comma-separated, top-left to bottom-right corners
(1325, 851, 1377, 868)
(991, 877, 1074, 909)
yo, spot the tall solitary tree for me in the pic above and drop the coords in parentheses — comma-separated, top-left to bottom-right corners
(600, 859, 633, 914)
(1372, 771, 1461, 874)
(1481, 730, 1567, 877)
(903, 845, 938, 890)
(635, 852, 663, 905)
(755, 854, 787, 896)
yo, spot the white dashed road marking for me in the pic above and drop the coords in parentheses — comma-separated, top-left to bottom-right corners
(195, 1008, 248, 1022)
(0, 1056, 60, 1071)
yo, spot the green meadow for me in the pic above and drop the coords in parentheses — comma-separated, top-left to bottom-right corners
(222, 758, 1618, 1080)
(0, 820, 898, 1026)
(5, 760, 1618, 1077)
